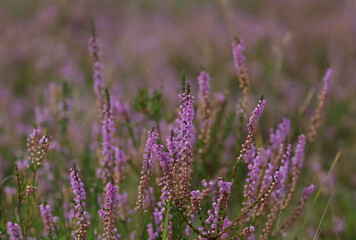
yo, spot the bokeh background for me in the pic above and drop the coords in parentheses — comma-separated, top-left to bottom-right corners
(0, 0, 355, 239)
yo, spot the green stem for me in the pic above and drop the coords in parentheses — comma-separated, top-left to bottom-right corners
(15, 165, 25, 236)
(162, 201, 170, 240)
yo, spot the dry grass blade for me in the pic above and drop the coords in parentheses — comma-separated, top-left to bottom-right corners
(299, 151, 340, 236)
(298, 88, 316, 115)
(313, 191, 334, 240)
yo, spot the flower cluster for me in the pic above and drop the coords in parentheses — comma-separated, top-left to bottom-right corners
(269, 118, 291, 151)
(27, 127, 52, 170)
(6, 222, 23, 240)
(0, 32, 333, 240)
(204, 180, 232, 238)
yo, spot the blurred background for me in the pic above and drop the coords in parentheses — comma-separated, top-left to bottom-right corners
(0, 0, 355, 239)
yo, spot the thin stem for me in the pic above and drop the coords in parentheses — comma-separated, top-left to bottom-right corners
(162, 201, 170, 240)
(136, 210, 145, 240)
(313, 191, 334, 240)
(197, 210, 213, 238)
(217, 178, 278, 238)
(299, 152, 340, 235)
(182, 213, 211, 239)
(60, 175, 69, 240)
(15, 164, 25, 236)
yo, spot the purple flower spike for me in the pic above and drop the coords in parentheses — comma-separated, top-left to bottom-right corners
(155, 142, 171, 176)
(88, 36, 104, 99)
(235, 99, 266, 179)
(243, 144, 256, 165)
(302, 184, 315, 198)
(205, 180, 232, 234)
(269, 118, 291, 150)
(323, 68, 333, 95)
(292, 134, 306, 169)
(70, 164, 90, 239)
(147, 223, 158, 240)
(6, 222, 23, 240)
(143, 130, 159, 173)
(197, 70, 212, 135)
(114, 146, 126, 181)
(29, 126, 41, 139)
(100, 100, 116, 182)
(99, 181, 120, 239)
(274, 144, 292, 201)
(218, 180, 232, 194)
(190, 190, 201, 199)
(197, 70, 211, 104)
(243, 148, 264, 208)
(177, 90, 195, 149)
(260, 163, 274, 194)
(307, 67, 333, 142)
(39, 204, 59, 237)
(103, 182, 119, 214)
(136, 130, 159, 211)
(273, 170, 281, 183)
(190, 190, 201, 213)
(167, 129, 179, 165)
(232, 40, 246, 70)
(248, 99, 266, 134)
(93, 62, 104, 98)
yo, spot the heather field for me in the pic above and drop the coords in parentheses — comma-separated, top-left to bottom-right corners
(1, 0, 356, 239)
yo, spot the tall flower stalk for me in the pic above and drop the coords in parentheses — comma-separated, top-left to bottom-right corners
(88, 19, 105, 107)
(136, 130, 159, 211)
(232, 39, 250, 119)
(99, 90, 116, 183)
(99, 181, 120, 240)
(307, 68, 333, 142)
(232, 98, 266, 183)
(177, 81, 195, 150)
(282, 134, 307, 209)
(70, 164, 90, 240)
(170, 81, 195, 210)
(197, 70, 212, 156)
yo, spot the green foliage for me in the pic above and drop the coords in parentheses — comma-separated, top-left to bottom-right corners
(133, 88, 166, 122)
(171, 205, 185, 240)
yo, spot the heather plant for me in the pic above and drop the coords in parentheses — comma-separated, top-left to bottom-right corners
(0, 12, 346, 240)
